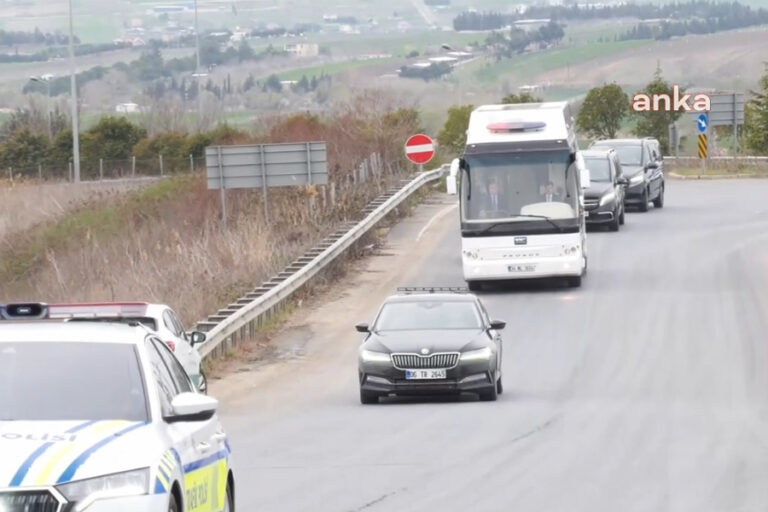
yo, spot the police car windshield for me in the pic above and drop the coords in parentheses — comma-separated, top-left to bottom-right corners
(374, 300, 482, 331)
(0, 342, 148, 422)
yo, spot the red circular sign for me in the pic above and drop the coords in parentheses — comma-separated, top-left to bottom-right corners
(404, 133, 435, 165)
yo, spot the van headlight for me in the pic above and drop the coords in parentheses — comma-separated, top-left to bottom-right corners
(599, 191, 615, 206)
(56, 468, 149, 511)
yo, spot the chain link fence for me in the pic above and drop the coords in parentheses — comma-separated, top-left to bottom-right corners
(2, 155, 205, 184)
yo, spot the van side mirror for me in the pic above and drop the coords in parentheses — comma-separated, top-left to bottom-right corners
(489, 320, 506, 330)
(617, 176, 629, 186)
(355, 323, 370, 333)
(646, 161, 659, 170)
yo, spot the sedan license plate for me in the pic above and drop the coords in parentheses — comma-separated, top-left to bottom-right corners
(508, 264, 536, 272)
(405, 369, 446, 380)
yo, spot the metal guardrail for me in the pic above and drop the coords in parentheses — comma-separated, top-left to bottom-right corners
(664, 156, 768, 162)
(196, 164, 448, 361)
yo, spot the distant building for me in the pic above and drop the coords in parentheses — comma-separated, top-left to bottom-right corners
(115, 103, 140, 113)
(284, 43, 319, 57)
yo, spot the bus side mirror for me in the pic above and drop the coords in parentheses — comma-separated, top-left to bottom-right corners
(447, 158, 460, 195)
(580, 167, 591, 189)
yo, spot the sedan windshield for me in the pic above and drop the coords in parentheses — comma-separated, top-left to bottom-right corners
(0, 342, 148, 421)
(585, 158, 611, 182)
(374, 301, 482, 331)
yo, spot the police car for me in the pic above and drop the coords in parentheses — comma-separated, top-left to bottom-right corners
(0, 303, 235, 512)
(47, 302, 209, 394)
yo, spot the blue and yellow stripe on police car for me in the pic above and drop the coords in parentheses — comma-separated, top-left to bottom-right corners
(30, 420, 134, 486)
(154, 449, 181, 494)
(182, 449, 229, 512)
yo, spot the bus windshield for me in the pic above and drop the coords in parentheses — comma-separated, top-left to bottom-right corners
(461, 150, 579, 223)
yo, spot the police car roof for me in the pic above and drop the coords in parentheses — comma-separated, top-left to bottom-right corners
(386, 293, 477, 303)
(0, 321, 149, 344)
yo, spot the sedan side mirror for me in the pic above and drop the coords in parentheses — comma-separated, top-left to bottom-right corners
(355, 323, 370, 333)
(646, 162, 659, 170)
(188, 331, 207, 346)
(164, 392, 218, 423)
(489, 320, 506, 330)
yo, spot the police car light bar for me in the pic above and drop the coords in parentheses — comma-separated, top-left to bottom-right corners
(48, 302, 149, 319)
(396, 287, 470, 294)
(0, 303, 50, 320)
(487, 121, 546, 133)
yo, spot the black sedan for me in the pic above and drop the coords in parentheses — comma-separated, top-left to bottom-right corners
(356, 287, 506, 404)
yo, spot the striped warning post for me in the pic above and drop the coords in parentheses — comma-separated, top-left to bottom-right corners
(698, 133, 708, 159)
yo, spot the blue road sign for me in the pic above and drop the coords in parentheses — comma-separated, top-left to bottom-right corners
(697, 113, 708, 133)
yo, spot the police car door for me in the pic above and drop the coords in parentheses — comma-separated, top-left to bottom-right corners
(146, 338, 228, 512)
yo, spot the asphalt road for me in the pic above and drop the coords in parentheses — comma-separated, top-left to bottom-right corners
(214, 179, 768, 512)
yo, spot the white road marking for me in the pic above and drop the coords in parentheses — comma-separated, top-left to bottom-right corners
(417, 203, 458, 242)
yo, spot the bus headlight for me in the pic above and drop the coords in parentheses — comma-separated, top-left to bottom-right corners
(562, 245, 580, 256)
(463, 249, 479, 260)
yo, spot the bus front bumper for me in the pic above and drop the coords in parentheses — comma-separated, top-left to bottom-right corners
(463, 253, 583, 281)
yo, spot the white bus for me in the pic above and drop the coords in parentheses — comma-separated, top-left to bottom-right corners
(446, 102, 591, 290)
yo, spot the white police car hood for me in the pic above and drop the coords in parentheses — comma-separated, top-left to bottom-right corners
(0, 419, 157, 488)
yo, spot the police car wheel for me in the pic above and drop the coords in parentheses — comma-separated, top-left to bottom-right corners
(224, 479, 235, 512)
(169, 493, 179, 512)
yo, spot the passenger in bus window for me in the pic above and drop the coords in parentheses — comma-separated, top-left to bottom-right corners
(540, 181, 564, 202)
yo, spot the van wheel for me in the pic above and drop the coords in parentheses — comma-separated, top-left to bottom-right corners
(609, 210, 620, 231)
(639, 189, 649, 212)
(619, 208, 625, 225)
(653, 185, 664, 208)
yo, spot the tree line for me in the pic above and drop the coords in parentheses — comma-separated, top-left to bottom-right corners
(0, 28, 75, 46)
(485, 21, 565, 59)
(22, 41, 283, 98)
(454, 0, 768, 31)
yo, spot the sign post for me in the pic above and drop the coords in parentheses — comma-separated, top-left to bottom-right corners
(405, 134, 435, 171)
(697, 113, 708, 168)
(205, 142, 328, 227)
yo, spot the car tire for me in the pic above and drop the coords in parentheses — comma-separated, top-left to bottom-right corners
(639, 188, 649, 212)
(467, 280, 483, 292)
(479, 380, 498, 401)
(653, 185, 664, 208)
(567, 275, 582, 288)
(224, 476, 235, 512)
(496, 375, 503, 395)
(619, 208, 625, 225)
(609, 209, 620, 231)
(198, 370, 208, 395)
(169, 493, 179, 512)
(360, 389, 379, 404)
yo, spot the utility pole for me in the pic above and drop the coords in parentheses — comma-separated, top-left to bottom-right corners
(194, 0, 204, 131)
(68, 0, 81, 183)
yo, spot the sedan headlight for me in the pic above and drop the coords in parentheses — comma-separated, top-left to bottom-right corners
(56, 468, 149, 511)
(629, 174, 644, 185)
(360, 349, 391, 363)
(599, 191, 615, 206)
(460, 347, 492, 362)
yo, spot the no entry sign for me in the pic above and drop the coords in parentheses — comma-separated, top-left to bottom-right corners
(405, 134, 435, 165)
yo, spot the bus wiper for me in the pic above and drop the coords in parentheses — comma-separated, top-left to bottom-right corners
(475, 222, 507, 236)
(510, 214, 564, 232)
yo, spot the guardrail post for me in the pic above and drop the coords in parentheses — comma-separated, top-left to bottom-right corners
(159, 154, 164, 176)
(38, 164, 43, 181)
(99, 159, 104, 180)
(68, 162, 72, 182)
(131, 156, 136, 178)
(7, 167, 11, 183)
(330, 182, 336, 207)
(189, 153, 194, 173)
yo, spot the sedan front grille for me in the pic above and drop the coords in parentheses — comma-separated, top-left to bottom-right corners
(392, 352, 460, 370)
(584, 199, 599, 211)
(0, 490, 63, 512)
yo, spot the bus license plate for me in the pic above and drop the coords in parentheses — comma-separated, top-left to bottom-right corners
(405, 369, 446, 380)
(508, 264, 536, 272)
